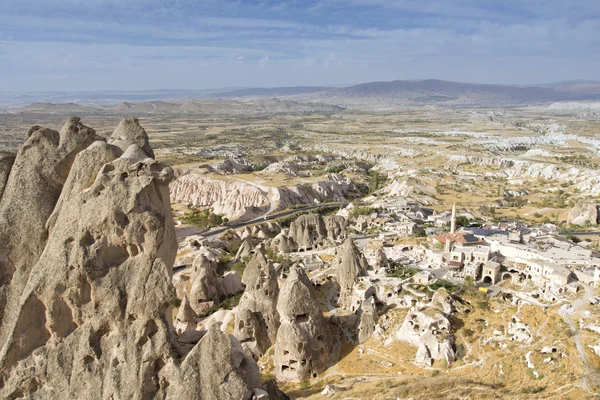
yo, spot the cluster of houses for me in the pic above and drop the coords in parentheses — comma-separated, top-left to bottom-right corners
(427, 204, 600, 291)
(349, 200, 600, 293)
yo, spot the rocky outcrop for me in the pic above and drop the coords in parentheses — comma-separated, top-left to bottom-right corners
(357, 296, 378, 344)
(269, 232, 298, 253)
(236, 239, 254, 260)
(174, 323, 261, 400)
(170, 172, 359, 222)
(288, 214, 347, 251)
(274, 265, 334, 382)
(107, 117, 154, 158)
(174, 295, 197, 334)
(390, 289, 457, 366)
(568, 200, 599, 226)
(233, 308, 271, 361)
(0, 117, 101, 325)
(189, 253, 226, 316)
(259, 162, 304, 178)
(0, 118, 273, 400)
(375, 249, 389, 270)
(235, 248, 280, 348)
(430, 288, 456, 314)
(0, 151, 15, 200)
(210, 157, 253, 175)
(336, 238, 369, 310)
(170, 173, 270, 222)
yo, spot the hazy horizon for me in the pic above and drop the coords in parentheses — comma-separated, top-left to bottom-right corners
(1, 0, 600, 92)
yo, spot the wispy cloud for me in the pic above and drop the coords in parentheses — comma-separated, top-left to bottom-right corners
(0, 0, 598, 91)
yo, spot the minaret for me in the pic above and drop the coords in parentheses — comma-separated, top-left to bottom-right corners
(450, 202, 457, 234)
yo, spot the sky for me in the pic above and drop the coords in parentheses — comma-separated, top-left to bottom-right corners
(1, 0, 599, 91)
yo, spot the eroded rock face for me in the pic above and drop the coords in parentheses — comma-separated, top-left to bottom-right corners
(174, 295, 198, 334)
(357, 296, 378, 344)
(0, 118, 102, 325)
(0, 151, 15, 200)
(235, 248, 280, 347)
(430, 288, 456, 314)
(0, 118, 271, 400)
(568, 200, 599, 226)
(173, 323, 261, 400)
(108, 117, 155, 158)
(375, 249, 389, 270)
(274, 265, 333, 382)
(336, 238, 369, 310)
(391, 289, 457, 366)
(288, 214, 347, 251)
(233, 308, 270, 361)
(189, 254, 225, 316)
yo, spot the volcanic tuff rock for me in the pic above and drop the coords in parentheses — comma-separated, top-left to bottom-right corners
(288, 213, 347, 251)
(336, 238, 369, 310)
(107, 117, 155, 158)
(269, 231, 298, 253)
(0, 117, 101, 325)
(567, 200, 599, 226)
(357, 296, 378, 344)
(0, 118, 272, 399)
(236, 248, 280, 345)
(375, 248, 389, 270)
(233, 308, 271, 361)
(170, 173, 270, 222)
(170, 172, 359, 222)
(0, 151, 15, 200)
(174, 295, 198, 334)
(189, 255, 226, 316)
(236, 238, 254, 260)
(391, 289, 457, 366)
(274, 264, 334, 382)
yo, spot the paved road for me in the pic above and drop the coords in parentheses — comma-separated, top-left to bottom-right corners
(200, 202, 348, 241)
(559, 231, 600, 237)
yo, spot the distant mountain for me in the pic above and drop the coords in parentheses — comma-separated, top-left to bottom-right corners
(3, 79, 600, 109)
(236, 79, 600, 106)
(6, 98, 343, 115)
(209, 86, 329, 98)
(211, 79, 600, 107)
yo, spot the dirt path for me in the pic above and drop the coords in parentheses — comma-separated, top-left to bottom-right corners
(562, 285, 600, 395)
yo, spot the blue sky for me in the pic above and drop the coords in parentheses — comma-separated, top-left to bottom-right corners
(1, 0, 599, 91)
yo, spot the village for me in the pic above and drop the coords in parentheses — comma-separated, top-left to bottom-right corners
(168, 188, 600, 398)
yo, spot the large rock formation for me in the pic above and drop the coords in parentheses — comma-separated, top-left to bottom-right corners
(0, 150, 15, 200)
(233, 308, 271, 361)
(234, 248, 280, 351)
(107, 117, 155, 158)
(390, 289, 457, 366)
(0, 118, 273, 400)
(0, 118, 102, 325)
(174, 295, 198, 334)
(274, 265, 333, 382)
(567, 200, 599, 226)
(170, 172, 359, 222)
(357, 296, 378, 344)
(336, 238, 369, 310)
(288, 214, 347, 251)
(188, 253, 225, 316)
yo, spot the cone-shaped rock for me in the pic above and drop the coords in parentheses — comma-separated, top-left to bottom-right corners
(233, 308, 271, 361)
(175, 295, 198, 334)
(274, 264, 333, 381)
(357, 296, 378, 344)
(235, 248, 280, 346)
(236, 238, 254, 260)
(108, 118, 155, 158)
(0, 118, 101, 325)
